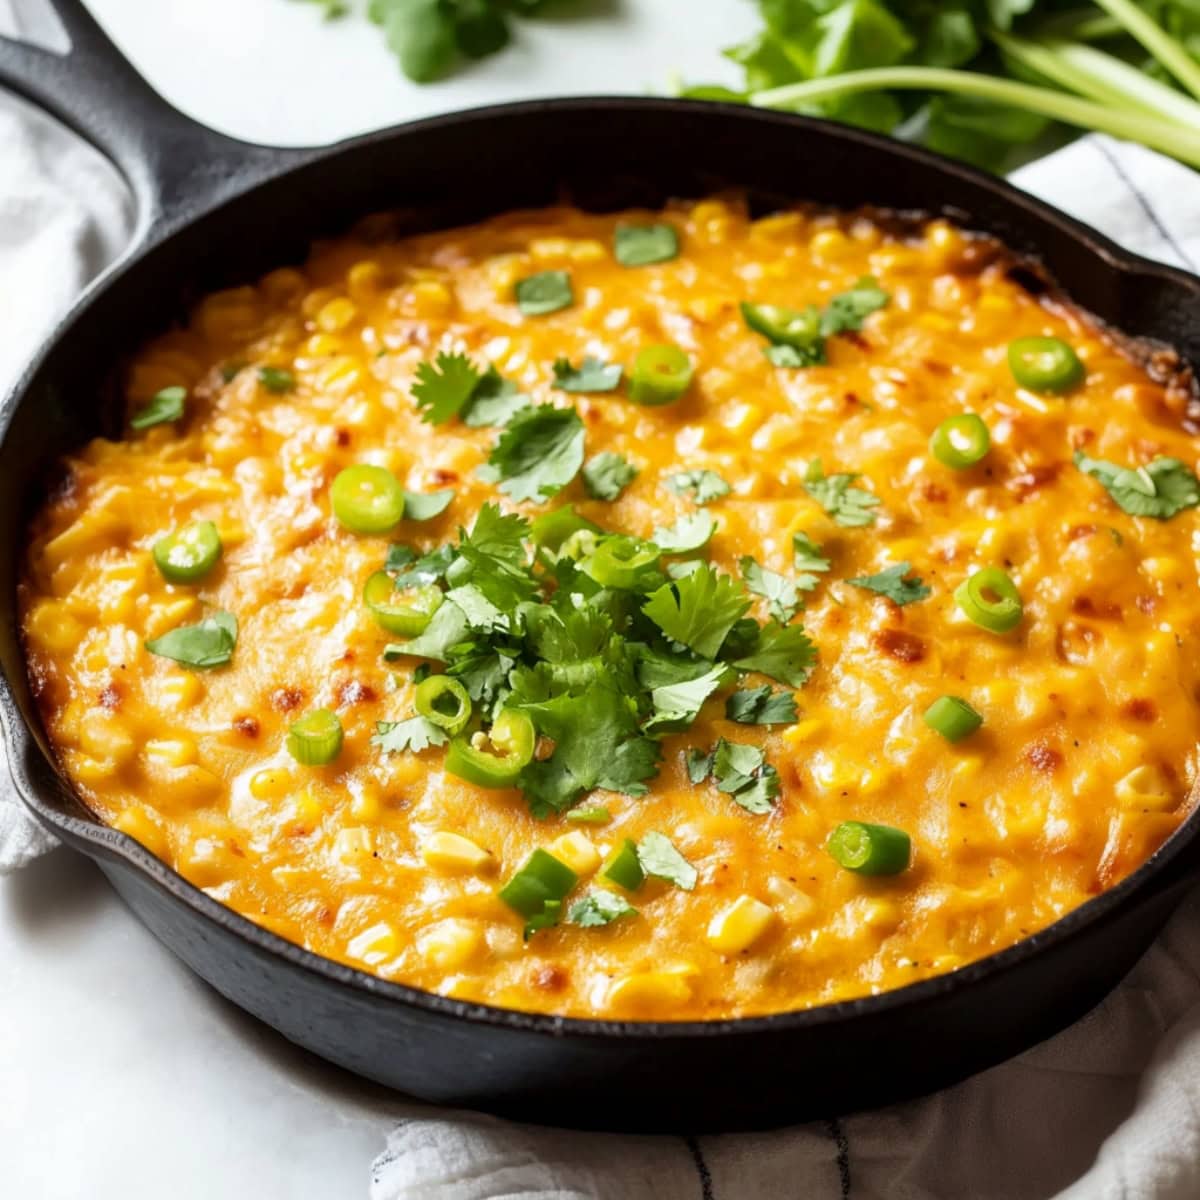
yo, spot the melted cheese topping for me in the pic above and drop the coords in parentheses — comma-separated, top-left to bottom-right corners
(20, 199, 1200, 1019)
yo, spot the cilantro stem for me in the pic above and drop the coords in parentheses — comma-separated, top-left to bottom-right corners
(1090, 0, 1200, 102)
(749, 68, 1200, 169)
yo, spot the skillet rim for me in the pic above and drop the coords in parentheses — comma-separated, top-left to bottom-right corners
(4, 94, 1200, 1043)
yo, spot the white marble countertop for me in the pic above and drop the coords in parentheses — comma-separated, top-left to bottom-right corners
(0, 2, 753, 1196)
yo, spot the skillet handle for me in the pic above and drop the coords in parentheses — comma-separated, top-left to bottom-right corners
(0, 0, 317, 242)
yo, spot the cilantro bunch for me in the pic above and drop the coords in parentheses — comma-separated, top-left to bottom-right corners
(377, 502, 820, 818)
(682, 1, 1200, 171)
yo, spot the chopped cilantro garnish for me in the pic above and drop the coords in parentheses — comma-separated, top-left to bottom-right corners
(582, 452, 638, 501)
(1073, 452, 1200, 520)
(515, 270, 573, 316)
(478, 404, 585, 503)
(732, 620, 817, 687)
(644, 663, 731, 734)
(387, 542, 454, 588)
(847, 561, 931, 606)
(652, 510, 717, 554)
(552, 356, 622, 393)
(803, 459, 880, 527)
(130, 386, 185, 431)
(642, 563, 750, 659)
(257, 366, 296, 394)
(664, 469, 731, 506)
(370, 716, 448, 753)
(614, 223, 679, 267)
(740, 556, 801, 622)
(403, 489, 454, 521)
(412, 351, 482, 425)
(792, 531, 831, 590)
(685, 746, 714, 785)
(690, 738, 780, 813)
(636, 831, 697, 890)
(568, 889, 638, 927)
(821, 276, 890, 335)
(725, 685, 798, 725)
(384, 600, 469, 662)
(462, 366, 530, 428)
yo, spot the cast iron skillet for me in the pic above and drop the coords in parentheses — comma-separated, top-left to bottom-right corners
(3, 0, 1200, 1134)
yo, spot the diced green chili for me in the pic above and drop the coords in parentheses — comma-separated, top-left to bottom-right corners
(498, 848, 578, 940)
(445, 709, 535, 788)
(1007, 337, 1084, 393)
(827, 821, 911, 876)
(414, 675, 472, 736)
(930, 413, 990, 469)
(152, 520, 222, 583)
(923, 695, 983, 743)
(362, 571, 443, 636)
(600, 838, 645, 891)
(581, 535, 661, 590)
(331, 465, 406, 534)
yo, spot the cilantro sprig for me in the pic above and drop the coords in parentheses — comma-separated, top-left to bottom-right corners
(1074, 452, 1200, 520)
(804, 459, 880, 527)
(847, 562, 931, 606)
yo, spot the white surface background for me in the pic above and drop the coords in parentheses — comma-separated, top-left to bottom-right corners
(0, 3, 753, 1198)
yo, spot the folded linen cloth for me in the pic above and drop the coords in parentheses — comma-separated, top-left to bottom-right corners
(1, 13, 1200, 1193)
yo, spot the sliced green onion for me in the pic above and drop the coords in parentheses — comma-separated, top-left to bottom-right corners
(629, 344, 693, 406)
(286, 708, 344, 766)
(600, 838, 645, 891)
(529, 504, 600, 559)
(1007, 337, 1084, 393)
(445, 709, 535, 788)
(581, 535, 661, 590)
(498, 848, 578, 917)
(930, 413, 990, 469)
(566, 806, 611, 825)
(923, 695, 983, 743)
(955, 567, 1024, 634)
(331, 465, 406, 534)
(152, 520, 222, 583)
(827, 821, 911, 876)
(362, 571, 443, 635)
(414, 675, 472, 736)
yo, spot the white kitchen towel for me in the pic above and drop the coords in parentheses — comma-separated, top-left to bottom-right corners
(2, 14, 1200, 1195)
(368, 140, 1200, 1200)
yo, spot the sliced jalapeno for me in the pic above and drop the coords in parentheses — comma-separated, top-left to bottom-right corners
(152, 520, 223, 583)
(363, 571, 443, 636)
(445, 709, 535, 788)
(414, 675, 472, 736)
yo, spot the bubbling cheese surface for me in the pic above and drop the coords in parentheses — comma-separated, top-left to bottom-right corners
(20, 199, 1200, 1019)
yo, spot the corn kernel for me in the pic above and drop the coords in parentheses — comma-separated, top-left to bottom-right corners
(79, 712, 137, 767)
(1115, 764, 1174, 811)
(112, 805, 169, 859)
(706, 894, 775, 954)
(346, 921, 398, 965)
(144, 597, 201, 640)
(347, 260, 385, 297)
(811, 228, 848, 259)
(422, 831, 492, 874)
(145, 763, 223, 808)
(350, 784, 383, 821)
(249, 768, 293, 801)
(607, 970, 694, 1012)
(316, 297, 358, 333)
(333, 827, 373, 860)
(765, 877, 816, 922)
(260, 267, 307, 303)
(410, 280, 454, 317)
(548, 831, 600, 876)
(417, 918, 484, 970)
(178, 834, 233, 888)
(25, 600, 84, 654)
(144, 737, 197, 768)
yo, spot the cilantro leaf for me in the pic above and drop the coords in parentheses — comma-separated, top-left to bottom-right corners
(553, 356, 622, 393)
(685, 746, 714, 784)
(725, 685, 798, 725)
(445, 584, 510, 633)
(479, 404, 585, 503)
(707, 739, 780, 814)
(664, 469, 731, 505)
(370, 716, 448, 754)
(446, 640, 515, 714)
(257, 366, 295, 394)
(131, 386, 185, 430)
(741, 302, 825, 366)
(403, 488, 454, 521)
(568, 889, 638, 927)
(732, 620, 817, 687)
(636, 831, 697, 890)
(644, 663, 731, 735)
(384, 600, 470, 662)
(642, 564, 750, 659)
(792, 531, 831, 591)
(582, 452, 637, 501)
(388, 542, 454, 588)
(820, 276, 890, 336)
(1073, 452, 1200, 520)
(515, 270, 573, 316)
(145, 610, 237, 669)
(614, 223, 679, 267)
(462, 366, 530, 428)
(635, 646, 719, 690)
(847, 561, 931, 606)
(452, 503, 538, 614)
(740, 556, 801, 622)
(412, 351, 482, 425)
(653, 510, 717, 554)
(804, 459, 880, 527)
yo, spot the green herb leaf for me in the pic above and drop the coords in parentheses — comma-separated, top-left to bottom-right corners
(740, 556, 801, 622)
(712, 738, 780, 813)
(804, 459, 880, 527)
(412, 351, 483, 425)
(582, 452, 638, 501)
(402, 488, 454, 521)
(642, 563, 750, 659)
(725, 685, 798, 725)
(652, 510, 717, 554)
(614, 223, 680, 267)
(792, 531, 831, 590)
(371, 0, 456, 82)
(479, 404, 585, 502)
(370, 716, 448, 754)
(384, 600, 470, 662)
(847, 561, 931, 606)
(685, 746, 714, 784)
(664, 469, 731, 505)
(515, 270, 573, 316)
(553, 356, 623, 393)
(644, 663, 731, 735)
(732, 620, 817, 687)
(568, 888, 638, 927)
(821, 276, 890, 335)
(131, 386, 186, 430)
(636, 831, 697, 890)
(388, 543, 454, 588)
(1074, 452, 1200, 520)
(462, 366, 530, 428)
(144, 610, 237, 669)
(257, 366, 295, 394)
